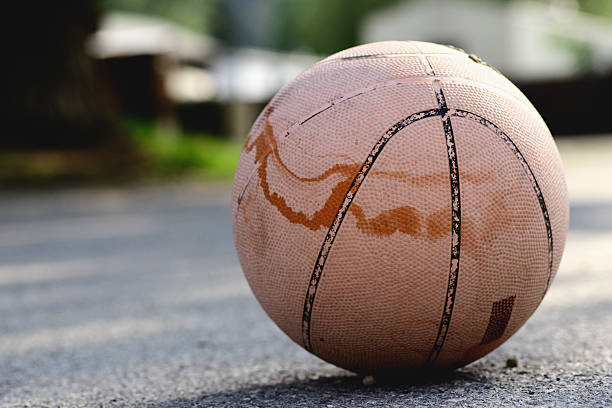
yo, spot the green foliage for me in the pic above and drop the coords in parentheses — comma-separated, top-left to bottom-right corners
(125, 120, 243, 179)
(104, 0, 219, 33)
(274, 0, 404, 54)
(549, 34, 597, 73)
(578, 0, 612, 18)
(0, 121, 242, 187)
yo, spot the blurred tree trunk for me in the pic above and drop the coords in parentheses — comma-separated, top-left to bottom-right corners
(4, 0, 120, 150)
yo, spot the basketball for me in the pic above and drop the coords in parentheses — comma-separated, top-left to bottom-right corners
(231, 41, 569, 373)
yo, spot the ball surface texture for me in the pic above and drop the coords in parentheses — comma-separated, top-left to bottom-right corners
(232, 41, 568, 373)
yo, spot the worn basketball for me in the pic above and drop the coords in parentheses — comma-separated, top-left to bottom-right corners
(231, 41, 568, 373)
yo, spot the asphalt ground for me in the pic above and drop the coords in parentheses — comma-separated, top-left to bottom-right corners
(0, 137, 611, 407)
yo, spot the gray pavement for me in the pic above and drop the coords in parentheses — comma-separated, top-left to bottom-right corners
(1, 138, 612, 407)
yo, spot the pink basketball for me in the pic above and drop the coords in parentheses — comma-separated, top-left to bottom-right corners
(232, 41, 568, 373)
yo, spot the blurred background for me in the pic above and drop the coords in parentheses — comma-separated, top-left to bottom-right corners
(1, 1, 611, 406)
(3, 0, 611, 186)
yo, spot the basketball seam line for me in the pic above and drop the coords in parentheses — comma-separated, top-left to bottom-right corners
(322, 52, 467, 63)
(421, 49, 463, 366)
(297, 107, 554, 359)
(452, 109, 554, 295)
(300, 107, 443, 352)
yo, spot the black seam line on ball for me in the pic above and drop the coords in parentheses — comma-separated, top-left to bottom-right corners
(300, 107, 443, 352)
(424, 80, 462, 367)
(299, 104, 334, 125)
(419, 53, 436, 77)
(335, 53, 442, 61)
(323, 52, 469, 64)
(451, 109, 554, 296)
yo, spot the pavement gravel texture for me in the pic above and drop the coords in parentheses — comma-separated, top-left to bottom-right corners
(1, 138, 611, 407)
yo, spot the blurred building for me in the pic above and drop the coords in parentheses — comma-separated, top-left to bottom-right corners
(88, 11, 317, 138)
(212, 48, 318, 139)
(362, 0, 612, 134)
(363, 0, 612, 80)
(88, 12, 216, 126)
